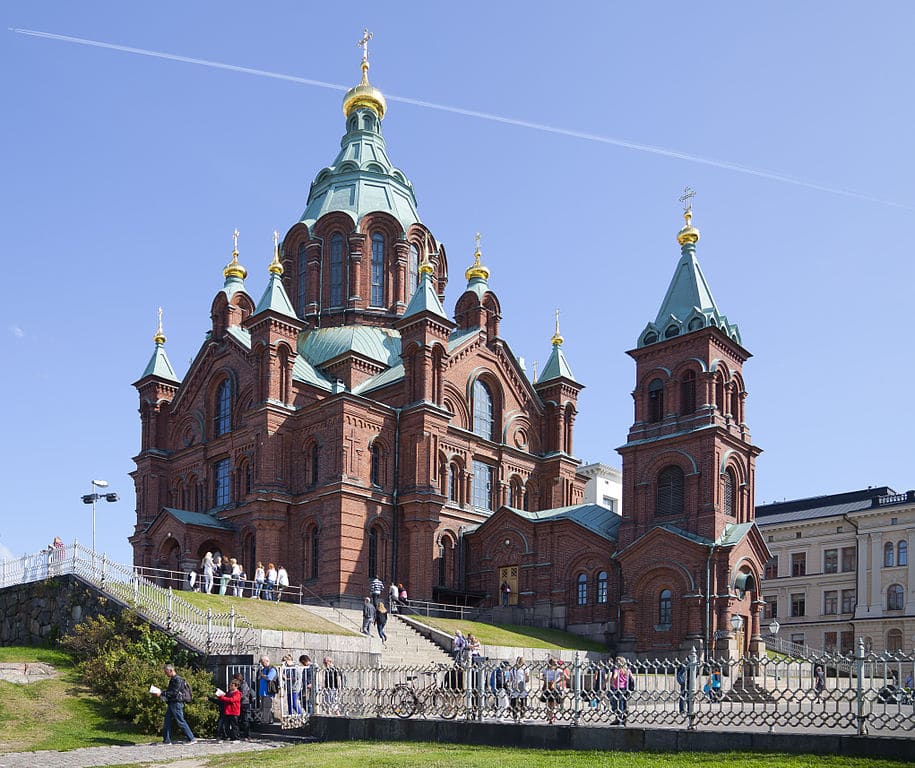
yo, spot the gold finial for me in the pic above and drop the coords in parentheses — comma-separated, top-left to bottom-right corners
(224, 228, 248, 280)
(551, 308, 564, 346)
(465, 231, 490, 281)
(677, 186, 700, 246)
(269, 230, 284, 275)
(153, 306, 166, 345)
(418, 232, 434, 276)
(343, 28, 386, 118)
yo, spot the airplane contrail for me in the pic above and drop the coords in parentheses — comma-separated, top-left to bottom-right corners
(10, 27, 914, 213)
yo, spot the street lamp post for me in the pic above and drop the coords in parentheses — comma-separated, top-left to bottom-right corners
(81, 479, 119, 554)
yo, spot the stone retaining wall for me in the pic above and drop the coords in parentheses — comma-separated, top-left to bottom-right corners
(0, 576, 121, 646)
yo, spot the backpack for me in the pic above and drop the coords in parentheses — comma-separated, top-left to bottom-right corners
(179, 677, 193, 702)
(627, 673, 636, 693)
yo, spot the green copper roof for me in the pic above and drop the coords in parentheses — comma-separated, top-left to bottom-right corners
(353, 360, 404, 394)
(222, 273, 246, 299)
(464, 275, 490, 301)
(162, 507, 235, 530)
(254, 271, 298, 319)
(298, 325, 402, 368)
(402, 270, 448, 320)
(638, 241, 741, 348)
(507, 503, 620, 542)
(538, 341, 578, 384)
(300, 107, 420, 231)
(292, 354, 334, 390)
(140, 342, 180, 383)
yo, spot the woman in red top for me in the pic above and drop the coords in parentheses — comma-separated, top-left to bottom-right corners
(216, 681, 242, 740)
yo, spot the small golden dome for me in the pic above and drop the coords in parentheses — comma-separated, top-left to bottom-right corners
(224, 228, 247, 279)
(551, 309, 564, 346)
(343, 60, 387, 120)
(153, 307, 166, 345)
(677, 208, 700, 246)
(418, 254, 434, 277)
(269, 230, 284, 275)
(465, 233, 490, 281)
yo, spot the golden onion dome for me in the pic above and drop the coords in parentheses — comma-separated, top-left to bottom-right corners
(343, 60, 387, 120)
(677, 208, 700, 246)
(551, 309, 564, 346)
(465, 233, 490, 281)
(418, 255, 434, 277)
(224, 228, 247, 280)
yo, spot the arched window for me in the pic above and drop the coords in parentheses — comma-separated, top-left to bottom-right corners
(730, 388, 740, 420)
(370, 442, 381, 487)
(898, 540, 908, 566)
(884, 542, 895, 568)
(657, 466, 685, 517)
(408, 244, 419, 301)
(329, 233, 345, 307)
(509, 477, 523, 508)
(576, 573, 588, 606)
(368, 528, 378, 581)
(213, 458, 230, 507)
(887, 628, 903, 652)
(715, 376, 724, 412)
(597, 571, 608, 604)
(887, 584, 904, 610)
(214, 379, 232, 436)
(370, 233, 385, 306)
(680, 370, 696, 414)
(438, 542, 447, 586)
(448, 462, 459, 503)
(723, 468, 736, 517)
(648, 378, 664, 423)
(659, 589, 672, 626)
(297, 241, 308, 316)
(472, 379, 494, 439)
(310, 529, 319, 580)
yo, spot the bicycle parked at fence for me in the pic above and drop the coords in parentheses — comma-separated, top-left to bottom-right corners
(391, 667, 460, 719)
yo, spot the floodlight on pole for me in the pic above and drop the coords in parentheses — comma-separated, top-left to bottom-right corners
(81, 479, 118, 555)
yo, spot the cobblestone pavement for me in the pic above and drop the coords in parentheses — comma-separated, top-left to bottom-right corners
(0, 738, 289, 768)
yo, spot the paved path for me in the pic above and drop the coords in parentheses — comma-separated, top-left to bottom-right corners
(0, 738, 288, 768)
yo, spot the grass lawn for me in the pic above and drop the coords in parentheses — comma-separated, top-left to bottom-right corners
(108, 583, 357, 635)
(0, 646, 149, 752)
(201, 741, 913, 768)
(410, 616, 608, 653)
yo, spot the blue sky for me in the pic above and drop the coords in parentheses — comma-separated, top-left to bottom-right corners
(2, 2, 913, 565)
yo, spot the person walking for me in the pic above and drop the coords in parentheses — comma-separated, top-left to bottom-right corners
(282, 654, 303, 716)
(202, 552, 215, 594)
(361, 596, 376, 635)
(676, 662, 688, 715)
(389, 581, 399, 613)
(369, 575, 384, 600)
(156, 663, 196, 744)
(500, 580, 511, 607)
(276, 565, 289, 601)
(813, 665, 826, 699)
(230, 558, 242, 597)
(540, 658, 561, 724)
(452, 629, 466, 662)
(257, 655, 279, 724)
(264, 563, 277, 601)
(218, 556, 232, 595)
(608, 657, 632, 725)
(320, 656, 343, 714)
(299, 655, 315, 715)
(507, 656, 530, 722)
(232, 672, 254, 739)
(215, 681, 241, 740)
(253, 562, 265, 599)
(375, 600, 389, 644)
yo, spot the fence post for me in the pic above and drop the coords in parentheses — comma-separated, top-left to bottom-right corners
(572, 652, 582, 726)
(230, 606, 237, 652)
(855, 637, 866, 735)
(100, 553, 107, 589)
(206, 608, 213, 655)
(166, 587, 173, 633)
(133, 574, 139, 604)
(687, 646, 698, 730)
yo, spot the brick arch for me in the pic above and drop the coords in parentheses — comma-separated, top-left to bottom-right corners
(630, 563, 693, 644)
(637, 448, 700, 484)
(637, 366, 674, 390)
(443, 382, 470, 431)
(466, 367, 504, 439)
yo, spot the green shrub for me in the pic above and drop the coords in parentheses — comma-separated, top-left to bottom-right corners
(61, 611, 217, 736)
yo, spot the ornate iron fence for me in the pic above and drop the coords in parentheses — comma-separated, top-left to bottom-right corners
(0, 541, 257, 655)
(232, 647, 915, 734)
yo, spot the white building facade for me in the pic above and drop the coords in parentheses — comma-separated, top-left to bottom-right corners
(757, 487, 914, 654)
(577, 462, 622, 514)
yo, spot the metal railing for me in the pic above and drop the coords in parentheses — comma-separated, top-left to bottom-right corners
(0, 541, 257, 655)
(227, 644, 915, 734)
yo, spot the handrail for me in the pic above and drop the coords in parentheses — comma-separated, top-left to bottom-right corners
(0, 541, 257, 655)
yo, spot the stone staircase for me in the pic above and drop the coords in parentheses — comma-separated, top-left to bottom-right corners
(299, 604, 451, 667)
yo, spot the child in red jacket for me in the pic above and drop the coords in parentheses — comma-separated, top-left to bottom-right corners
(216, 681, 242, 740)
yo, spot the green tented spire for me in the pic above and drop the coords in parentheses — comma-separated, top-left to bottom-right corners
(638, 204, 741, 347)
(254, 233, 298, 319)
(402, 253, 447, 320)
(538, 309, 579, 384)
(141, 308, 180, 382)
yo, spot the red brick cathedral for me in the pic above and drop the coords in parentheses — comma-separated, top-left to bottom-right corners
(131, 48, 767, 657)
